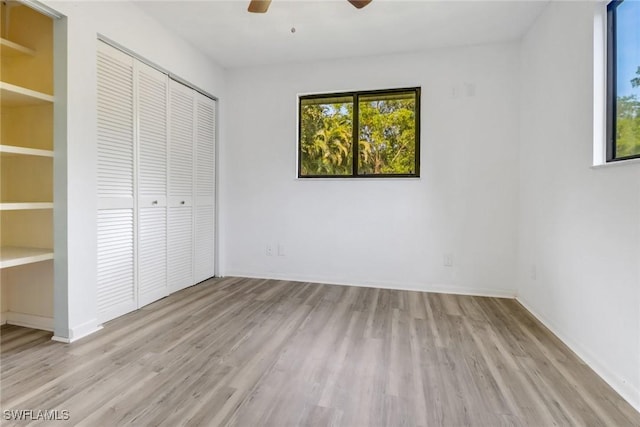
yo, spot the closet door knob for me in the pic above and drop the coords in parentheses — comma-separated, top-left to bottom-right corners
(180, 201, 185, 205)
(152, 200, 158, 205)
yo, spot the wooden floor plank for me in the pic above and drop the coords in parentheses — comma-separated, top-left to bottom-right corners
(1, 277, 638, 426)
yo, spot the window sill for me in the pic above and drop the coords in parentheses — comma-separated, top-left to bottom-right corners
(591, 157, 640, 169)
(295, 176, 422, 181)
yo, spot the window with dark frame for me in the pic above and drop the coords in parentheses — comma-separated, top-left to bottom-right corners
(607, 0, 640, 162)
(298, 88, 420, 177)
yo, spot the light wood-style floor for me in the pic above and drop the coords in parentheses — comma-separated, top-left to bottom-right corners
(1, 277, 639, 426)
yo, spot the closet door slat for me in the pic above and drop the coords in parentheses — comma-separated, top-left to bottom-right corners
(97, 44, 134, 200)
(167, 79, 195, 292)
(97, 209, 136, 322)
(168, 206, 193, 293)
(138, 207, 167, 305)
(194, 94, 216, 283)
(168, 81, 194, 198)
(96, 41, 137, 322)
(137, 62, 169, 307)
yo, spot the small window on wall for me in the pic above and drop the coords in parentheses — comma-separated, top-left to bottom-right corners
(298, 88, 420, 177)
(607, 0, 640, 162)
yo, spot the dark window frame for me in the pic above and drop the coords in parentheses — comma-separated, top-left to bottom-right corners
(606, 0, 640, 162)
(298, 87, 421, 178)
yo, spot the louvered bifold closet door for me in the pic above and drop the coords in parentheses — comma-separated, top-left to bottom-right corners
(168, 79, 194, 293)
(194, 93, 216, 283)
(137, 62, 169, 307)
(96, 41, 137, 323)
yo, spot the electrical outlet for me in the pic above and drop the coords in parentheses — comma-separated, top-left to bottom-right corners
(444, 254, 453, 267)
(465, 82, 476, 97)
(266, 244, 273, 256)
(277, 244, 285, 257)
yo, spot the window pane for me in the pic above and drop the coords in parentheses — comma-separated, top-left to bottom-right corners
(357, 92, 416, 175)
(615, 0, 640, 159)
(299, 96, 353, 176)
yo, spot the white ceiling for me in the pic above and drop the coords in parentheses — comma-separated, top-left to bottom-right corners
(135, 0, 549, 69)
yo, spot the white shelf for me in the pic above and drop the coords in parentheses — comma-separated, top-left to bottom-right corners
(0, 38, 35, 57)
(0, 82, 54, 106)
(0, 246, 53, 269)
(0, 202, 53, 210)
(0, 145, 53, 157)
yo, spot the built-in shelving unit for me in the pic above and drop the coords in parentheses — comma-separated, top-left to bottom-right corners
(0, 202, 54, 210)
(1, 1, 55, 331)
(0, 247, 54, 269)
(1, 81, 54, 106)
(0, 37, 35, 57)
(0, 145, 54, 157)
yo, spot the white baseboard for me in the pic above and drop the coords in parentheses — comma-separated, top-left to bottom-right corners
(5, 312, 53, 332)
(52, 318, 102, 343)
(70, 318, 102, 342)
(516, 296, 640, 413)
(224, 271, 516, 299)
(1, 312, 102, 343)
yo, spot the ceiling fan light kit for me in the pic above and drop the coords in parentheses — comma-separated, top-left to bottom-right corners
(248, 0, 272, 13)
(248, 0, 371, 14)
(347, 0, 372, 9)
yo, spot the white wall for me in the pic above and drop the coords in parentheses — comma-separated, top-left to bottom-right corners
(518, 1, 640, 410)
(221, 44, 521, 296)
(31, 0, 640, 412)
(43, 0, 225, 340)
